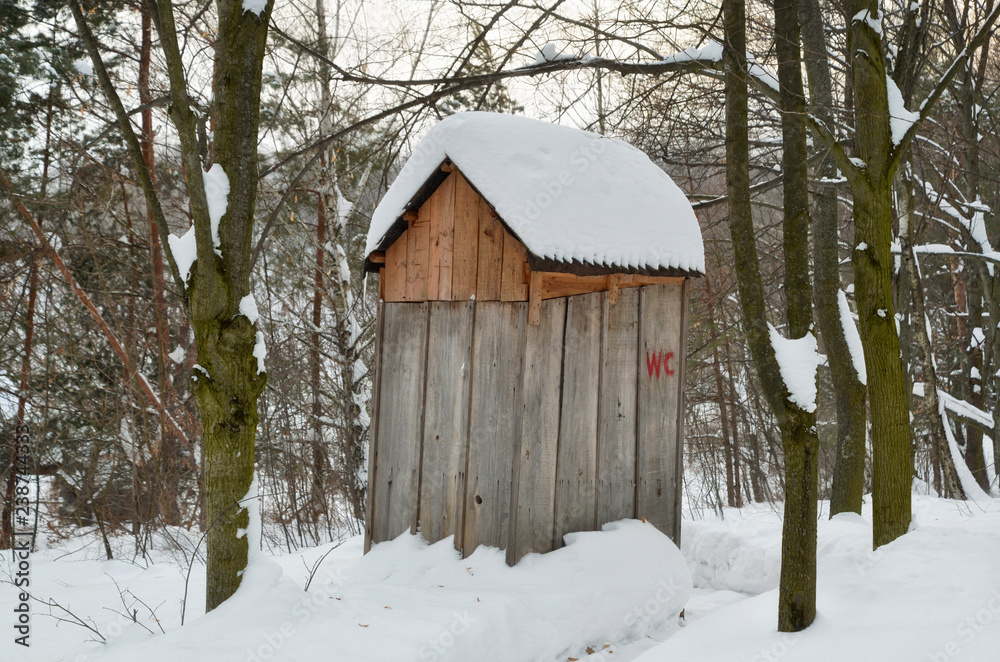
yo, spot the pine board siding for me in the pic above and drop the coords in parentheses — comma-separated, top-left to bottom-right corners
(463, 302, 526, 556)
(384, 230, 407, 302)
(596, 287, 639, 524)
(553, 292, 603, 547)
(405, 216, 430, 301)
(673, 279, 691, 538)
(509, 297, 567, 564)
(363, 301, 386, 553)
(636, 283, 685, 540)
(500, 233, 528, 301)
(451, 174, 480, 300)
(419, 301, 474, 547)
(377, 170, 679, 306)
(476, 206, 505, 301)
(426, 175, 455, 301)
(369, 302, 429, 544)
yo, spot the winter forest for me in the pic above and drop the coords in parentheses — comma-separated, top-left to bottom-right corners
(2, 0, 1000, 659)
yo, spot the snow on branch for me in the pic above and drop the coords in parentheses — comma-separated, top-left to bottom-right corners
(746, 54, 779, 91)
(912, 383, 994, 431)
(768, 324, 821, 413)
(886, 76, 919, 145)
(838, 291, 867, 385)
(912, 384, 993, 500)
(660, 41, 724, 65)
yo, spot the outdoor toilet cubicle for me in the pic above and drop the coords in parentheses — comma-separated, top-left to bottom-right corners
(362, 112, 706, 565)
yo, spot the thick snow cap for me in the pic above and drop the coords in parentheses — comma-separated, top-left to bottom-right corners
(365, 112, 705, 275)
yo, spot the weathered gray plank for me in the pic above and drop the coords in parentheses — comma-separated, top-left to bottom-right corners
(508, 297, 566, 564)
(673, 279, 691, 542)
(553, 292, 603, 547)
(463, 301, 526, 556)
(370, 302, 428, 544)
(597, 288, 639, 525)
(419, 301, 475, 547)
(363, 301, 385, 553)
(636, 283, 685, 543)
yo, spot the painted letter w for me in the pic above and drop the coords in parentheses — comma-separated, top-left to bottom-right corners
(646, 351, 662, 379)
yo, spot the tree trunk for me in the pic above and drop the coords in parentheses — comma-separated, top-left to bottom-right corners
(310, 190, 328, 521)
(851, 185, 912, 545)
(140, 4, 183, 526)
(896, 175, 964, 498)
(800, 0, 867, 516)
(194, 0, 272, 611)
(845, 0, 913, 548)
(1, 90, 51, 550)
(775, 0, 819, 631)
(725, 0, 818, 631)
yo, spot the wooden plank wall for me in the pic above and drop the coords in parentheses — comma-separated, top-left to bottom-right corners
(596, 288, 639, 524)
(553, 293, 602, 547)
(509, 297, 566, 563)
(362, 302, 385, 553)
(636, 282, 685, 541)
(384, 172, 528, 303)
(419, 301, 474, 546)
(368, 302, 428, 544)
(463, 302, 527, 556)
(365, 284, 687, 559)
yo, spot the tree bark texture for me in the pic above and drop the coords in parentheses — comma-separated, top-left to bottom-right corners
(726, 0, 818, 631)
(800, 0, 867, 516)
(896, 175, 964, 498)
(775, 0, 819, 631)
(845, 0, 913, 548)
(192, 0, 272, 611)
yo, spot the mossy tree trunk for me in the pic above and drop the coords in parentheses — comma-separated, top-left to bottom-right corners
(189, 0, 272, 611)
(73, 0, 273, 610)
(842, 0, 913, 547)
(725, 0, 819, 632)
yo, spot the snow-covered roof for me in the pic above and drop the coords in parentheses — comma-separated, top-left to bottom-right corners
(365, 112, 705, 275)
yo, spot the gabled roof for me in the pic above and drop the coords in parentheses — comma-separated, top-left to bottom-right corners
(365, 112, 705, 276)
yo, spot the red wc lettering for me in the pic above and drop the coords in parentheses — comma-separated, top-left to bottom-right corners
(646, 351, 675, 380)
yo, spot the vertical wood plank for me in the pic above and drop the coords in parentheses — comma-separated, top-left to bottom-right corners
(509, 297, 566, 564)
(370, 302, 428, 543)
(596, 288, 639, 524)
(384, 230, 407, 302)
(426, 174, 456, 301)
(553, 292, 603, 547)
(463, 302, 526, 556)
(673, 279, 690, 542)
(452, 174, 479, 301)
(425, 191, 441, 301)
(363, 301, 385, 553)
(439, 175, 456, 300)
(406, 219, 430, 301)
(500, 230, 528, 301)
(419, 301, 474, 546)
(636, 283, 685, 543)
(528, 270, 543, 325)
(476, 207, 504, 301)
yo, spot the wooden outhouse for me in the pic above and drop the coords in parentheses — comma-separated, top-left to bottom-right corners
(362, 112, 704, 564)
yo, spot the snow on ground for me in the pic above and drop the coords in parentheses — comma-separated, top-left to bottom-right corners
(2, 520, 689, 662)
(653, 496, 1000, 662)
(4, 496, 999, 661)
